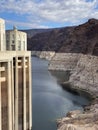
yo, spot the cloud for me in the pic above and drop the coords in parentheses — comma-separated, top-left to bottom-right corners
(6, 19, 49, 29)
(0, 0, 98, 28)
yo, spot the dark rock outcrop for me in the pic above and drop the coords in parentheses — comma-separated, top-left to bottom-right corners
(27, 18, 98, 56)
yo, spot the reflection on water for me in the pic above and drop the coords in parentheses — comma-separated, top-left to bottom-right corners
(32, 57, 89, 130)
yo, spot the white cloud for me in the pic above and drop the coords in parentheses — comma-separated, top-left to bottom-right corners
(6, 19, 49, 29)
(1, 0, 98, 28)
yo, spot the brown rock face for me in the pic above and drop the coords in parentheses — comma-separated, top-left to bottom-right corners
(27, 18, 98, 56)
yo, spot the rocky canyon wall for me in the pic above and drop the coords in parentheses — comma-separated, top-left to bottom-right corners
(31, 51, 55, 60)
(49, 53, 98, 95)
(49, 53, 98, 130)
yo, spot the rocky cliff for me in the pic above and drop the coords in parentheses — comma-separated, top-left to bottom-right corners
(49, 53, 98, 130)
(27, 18, 98, 56)
(25, 18, 98, 130)
(49, 53, 98, 94)
(31, 51, 55, 60)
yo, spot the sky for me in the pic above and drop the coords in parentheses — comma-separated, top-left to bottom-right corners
(0, 0, 98, 29)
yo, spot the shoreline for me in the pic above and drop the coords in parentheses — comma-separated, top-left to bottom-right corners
(50, 70, 98, 129)
(32, 52, 98, 129)
(48, 53, 98, 130)
(56, 81, 98, 130)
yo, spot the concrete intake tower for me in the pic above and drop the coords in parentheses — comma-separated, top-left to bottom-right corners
(0, 18, 32, 130)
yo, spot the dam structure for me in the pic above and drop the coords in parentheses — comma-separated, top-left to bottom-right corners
(0, 18, 32, 130)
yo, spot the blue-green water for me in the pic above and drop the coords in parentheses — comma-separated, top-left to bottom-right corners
(32, 57, 89, 130)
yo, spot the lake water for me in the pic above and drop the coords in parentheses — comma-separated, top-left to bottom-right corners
(32, 57, 89, 130)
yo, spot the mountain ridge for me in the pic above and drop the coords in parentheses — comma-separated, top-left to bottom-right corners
(10, 18, 98, 56)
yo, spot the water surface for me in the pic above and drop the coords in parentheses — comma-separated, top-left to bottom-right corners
(32, 57, 89, 130)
